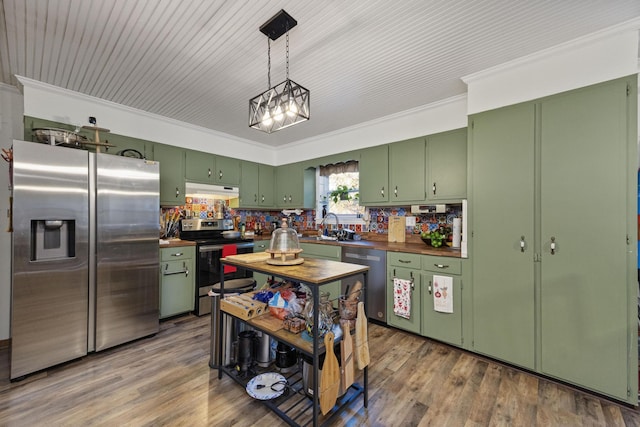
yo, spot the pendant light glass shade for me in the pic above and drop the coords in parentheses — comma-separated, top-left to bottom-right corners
(249, 79, 310, 133)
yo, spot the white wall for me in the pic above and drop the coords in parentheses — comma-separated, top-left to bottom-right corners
(0, 83, 24, 340)
(18, 77, 277, 165)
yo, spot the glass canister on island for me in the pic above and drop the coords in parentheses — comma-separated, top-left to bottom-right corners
(303, 291, 334, 338)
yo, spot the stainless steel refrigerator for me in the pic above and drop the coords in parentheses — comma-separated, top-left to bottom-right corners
(10, 139, 160, 379)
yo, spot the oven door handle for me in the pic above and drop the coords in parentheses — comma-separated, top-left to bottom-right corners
(199, 245, 225, 253)
(198, 242, 255, 253)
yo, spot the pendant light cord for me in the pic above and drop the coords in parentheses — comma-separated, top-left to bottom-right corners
(267, 38, 271, 89)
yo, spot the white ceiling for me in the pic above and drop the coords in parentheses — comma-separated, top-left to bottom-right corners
(1, 0, 639, 148)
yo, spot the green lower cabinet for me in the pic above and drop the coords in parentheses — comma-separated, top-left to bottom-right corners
(159, 247, 195, 319)
(420, 255, 463, 346)
(386, 266, 421, 335)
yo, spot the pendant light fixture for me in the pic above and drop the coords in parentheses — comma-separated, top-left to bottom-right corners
(249, 10, 310, 133)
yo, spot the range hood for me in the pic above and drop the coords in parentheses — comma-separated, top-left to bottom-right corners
(185, 183, 239, 207)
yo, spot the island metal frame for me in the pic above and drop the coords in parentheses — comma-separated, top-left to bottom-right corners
(215, 257, 369, 427)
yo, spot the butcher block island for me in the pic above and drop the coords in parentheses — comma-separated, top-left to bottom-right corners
(216, 256, 370, 427)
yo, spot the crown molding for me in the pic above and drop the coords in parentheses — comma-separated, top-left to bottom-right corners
(462, 16, 640, 84)
(15, 75, 265, 149)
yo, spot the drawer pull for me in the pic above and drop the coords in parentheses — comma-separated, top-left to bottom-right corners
(171, 252, 183, 257)
(163, 269, 188, 276)
(399, 259, 412, 264)
(434, 264, 449, 269)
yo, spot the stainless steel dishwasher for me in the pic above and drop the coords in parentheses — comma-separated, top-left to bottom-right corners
(341, 246, 387, 324)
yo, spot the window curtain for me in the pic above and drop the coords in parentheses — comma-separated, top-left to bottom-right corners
(319, 160, 358, 177)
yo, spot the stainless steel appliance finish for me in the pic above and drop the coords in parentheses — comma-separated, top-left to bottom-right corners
(180, 219, 254, 316)
(341, 247, 387, 323)
(11, 140, 160, 379)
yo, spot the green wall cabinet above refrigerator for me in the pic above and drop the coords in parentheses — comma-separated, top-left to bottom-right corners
(469, 75, 637, 404)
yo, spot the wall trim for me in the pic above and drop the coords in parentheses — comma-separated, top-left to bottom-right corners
(462, 17, 640, 84)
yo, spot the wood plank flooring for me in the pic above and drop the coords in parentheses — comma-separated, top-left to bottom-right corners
(1, 314, 639, 426)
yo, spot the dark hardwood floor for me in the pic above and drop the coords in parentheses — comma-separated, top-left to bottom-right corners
(1, 314, 639, 426)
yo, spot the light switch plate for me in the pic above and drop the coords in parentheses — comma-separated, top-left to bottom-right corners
(405, 216, 416, 227)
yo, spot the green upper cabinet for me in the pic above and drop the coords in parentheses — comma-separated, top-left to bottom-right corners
(214, 155, 241, 186)
(426, 128, 467, 202)
(240, 161, 275, 208)
(359, 144, 389, 205)
(185, 151, 240, 186)
(104, 133, 150, 158)
(276, 163, 304, 207)
(389, 137, 426, 203)
(185, 149, 215, 184)
(154, 143, 186, 206)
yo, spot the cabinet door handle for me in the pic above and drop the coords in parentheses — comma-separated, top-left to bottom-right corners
(184, 265, 189, 277)
(288, 195, 292, 202)
(171, 252, 183, 257)
(261, 194, 265, 203)
(520, 235, 526, 252)
(254, 194, 257, 203)
(434, 263, 449, 269)
(283, 195, 287, 202)
(394, 186, 398, 197)
(208, 168, 212, 177)
(550, 236, 557, 255)
(428, 280, 432, 295)
(432, 182, 436, 195)
(175, 187, 180, 197)
(380, 186, 385, 197)
(218, 170, 223, 179)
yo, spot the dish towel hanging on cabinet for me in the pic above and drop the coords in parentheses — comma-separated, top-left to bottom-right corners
(433, 275, 453, 313)
(222, 245, 237, 274)
(393, 278, 412, 319)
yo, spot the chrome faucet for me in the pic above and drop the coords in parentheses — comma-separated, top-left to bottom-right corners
(320, 212, 340, 236)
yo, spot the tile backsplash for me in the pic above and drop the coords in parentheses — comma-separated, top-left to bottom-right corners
(161, 200, 461, 238)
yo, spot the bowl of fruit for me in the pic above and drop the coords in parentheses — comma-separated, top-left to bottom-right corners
(421, 226, 450, 248)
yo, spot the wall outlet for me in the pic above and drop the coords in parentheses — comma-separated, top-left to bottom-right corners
(405, 216, 416, 227)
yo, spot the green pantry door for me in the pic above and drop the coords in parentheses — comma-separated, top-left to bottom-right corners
(471, 77, 635, 401)
(538, 79, 631, 399)
(470, 103, 536, 369)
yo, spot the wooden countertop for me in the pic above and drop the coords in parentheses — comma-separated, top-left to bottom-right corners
(296, 236, 463, 258)
(221, 257, 369, 285)
(159, 239, 196, 248)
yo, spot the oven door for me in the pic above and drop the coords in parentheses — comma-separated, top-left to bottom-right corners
(195, 241, 254, 316)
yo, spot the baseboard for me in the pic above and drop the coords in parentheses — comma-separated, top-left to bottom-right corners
(0, 339, 9, 349)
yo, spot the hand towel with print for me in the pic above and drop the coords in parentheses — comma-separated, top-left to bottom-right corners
(433, 275, 453, 313)
(393, 278, 412, 319)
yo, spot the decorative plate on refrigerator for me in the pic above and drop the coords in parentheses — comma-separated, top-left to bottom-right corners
(246, 372, 287, 400)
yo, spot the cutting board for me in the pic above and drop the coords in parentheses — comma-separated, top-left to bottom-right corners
(355, 302, 370, 369)
(388, 215, 406, 243)
(223, 252, 270, 263)
(250, 313, 284, 332)
(319, 332, 340, 415)
(340, 325, 354, 391)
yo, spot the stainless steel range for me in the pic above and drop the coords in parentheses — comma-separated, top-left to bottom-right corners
(180, 218, 254, 315)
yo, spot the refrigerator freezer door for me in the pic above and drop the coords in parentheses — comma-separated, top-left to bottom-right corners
(11, 140, 89, 379)
(94, 153, 160, 351)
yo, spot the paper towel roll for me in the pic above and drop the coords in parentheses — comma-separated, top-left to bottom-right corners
(452, 218, 462, 248)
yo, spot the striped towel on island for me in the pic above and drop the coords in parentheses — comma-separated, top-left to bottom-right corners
(393, 278, 412, 319)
